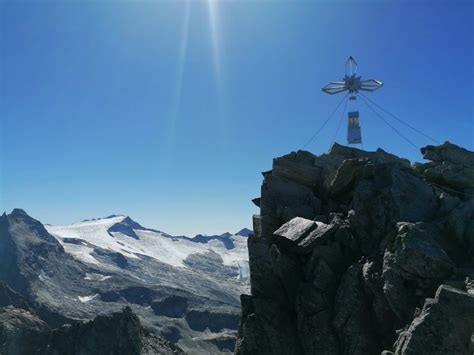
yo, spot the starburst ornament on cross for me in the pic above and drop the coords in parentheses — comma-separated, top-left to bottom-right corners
(322, 57, 383, 145)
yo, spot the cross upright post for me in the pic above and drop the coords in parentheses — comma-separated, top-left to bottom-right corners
(322, 57, 383, 145)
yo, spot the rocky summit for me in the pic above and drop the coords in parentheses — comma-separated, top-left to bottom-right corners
(236, 141, 474, 355)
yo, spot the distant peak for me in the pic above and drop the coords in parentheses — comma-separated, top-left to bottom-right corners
(10, 208, 30, 217)
(236, 228, 253, 237)
(107, 216, 148, 240)
(118, 216, 145, 230)
(194, 232, 231, 239)
(105, 214, 126, 219)
(191, 233, 235, 250)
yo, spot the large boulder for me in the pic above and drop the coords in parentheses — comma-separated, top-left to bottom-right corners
(418, 142, 474, 194)
(383, 222, 454, 321)
(273, 217, 319, 246)
(422, 163, 474, 191)
(421, 141, 474, 167)
(393, 285, 474, 355)
(272, 150, 323, 189)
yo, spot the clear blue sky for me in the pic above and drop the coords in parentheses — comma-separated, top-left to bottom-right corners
(1, 0, 472, 235)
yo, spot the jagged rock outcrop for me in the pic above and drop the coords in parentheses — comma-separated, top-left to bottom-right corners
(418, 141, 474, 194)
(0, 306, 183, 355)
(0, 306, 50, 355)
(236, 141, 474, 355)
(393, 285, 474, 355)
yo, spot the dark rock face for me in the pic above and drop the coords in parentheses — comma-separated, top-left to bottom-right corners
(0, 306, 183, 355)
(236, 141, 474, 355)
(93, 247, 129, 268)
(394, 285, 474, 355)
(0, 210, 63, 296)
(43, 306, 182, 355)
(108, 217, 142, 239)
(100, 286, 155, 305)
(192, 233, 236, 249)
(0, 282, 30, 310)
(418, 141, 474, 193)
(160, 326, 183, 343)
(236, 228, 253, 237)
(0, 306, 50, 355)
(185, 309, 240, 332)
(152, 295, 188, 318)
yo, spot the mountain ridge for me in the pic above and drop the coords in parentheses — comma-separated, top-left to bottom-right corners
(37, 213, 252, 244)
(0, 209, 250, 354)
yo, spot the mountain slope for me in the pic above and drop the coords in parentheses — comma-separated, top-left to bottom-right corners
(46, 215, 250, 279)
(0, 210, 251, 354)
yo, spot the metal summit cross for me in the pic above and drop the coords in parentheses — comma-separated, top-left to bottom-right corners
(322, 57, 383, 145)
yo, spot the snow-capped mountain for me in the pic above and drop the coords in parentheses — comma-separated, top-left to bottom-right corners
(0, 209, 251, 354)
(46, 215, 250, 281)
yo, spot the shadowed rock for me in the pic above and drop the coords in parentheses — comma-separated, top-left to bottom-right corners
(0, 306, 183, 355)
(236, 141, 474, 355)
(394, 285, 474, 355)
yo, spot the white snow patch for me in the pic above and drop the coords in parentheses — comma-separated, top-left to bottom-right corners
(84, 273, 112, 282)
(78, 294, 98, 303)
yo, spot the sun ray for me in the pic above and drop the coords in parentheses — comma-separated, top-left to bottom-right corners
(206, 0, 229, 143)
(207, 0, 222, 80)
(172, 0, 191, 120)
(165, 0, 191, 150)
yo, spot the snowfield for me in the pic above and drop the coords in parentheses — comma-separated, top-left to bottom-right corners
(45, 215, 250, 280)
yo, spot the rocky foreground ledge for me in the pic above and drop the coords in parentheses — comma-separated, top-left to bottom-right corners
(236, 142, 474, 355)
(0, 282, 183, 355)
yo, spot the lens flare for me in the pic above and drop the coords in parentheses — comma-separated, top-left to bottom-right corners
(206, 0, 229, 141)
(165, 0, 227, 151)
(166, 0, 191, 148)
(207, 0, 221, 80)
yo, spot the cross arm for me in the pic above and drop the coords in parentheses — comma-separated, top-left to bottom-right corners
(322, 81, 348, 95)
(360, 79, 383, 89)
